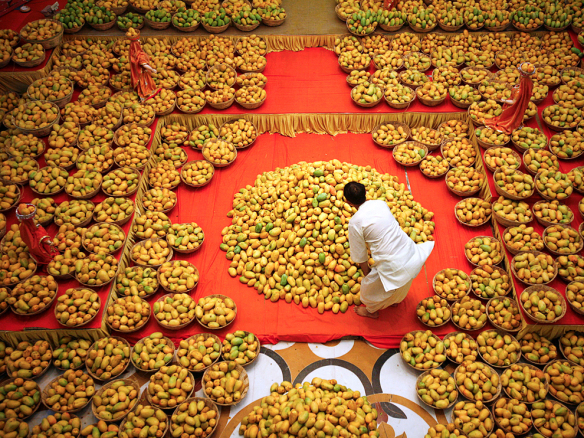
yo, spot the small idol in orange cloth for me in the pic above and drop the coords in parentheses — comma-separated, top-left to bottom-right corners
(484, 62, 536, 135)
(126, 27, 160, 101)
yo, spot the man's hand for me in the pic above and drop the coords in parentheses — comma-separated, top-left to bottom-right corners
(359, 261, 371, 276)
(142, 63, 157, 74)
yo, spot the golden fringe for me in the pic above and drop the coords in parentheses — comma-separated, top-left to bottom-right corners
(0, 52, 59, 93)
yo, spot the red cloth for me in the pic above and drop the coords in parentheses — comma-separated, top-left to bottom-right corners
(110, 132, 496, 348)
(484, 72, 534, 135)
(129, 40, 158, 100)
(18, 214, 57, 264)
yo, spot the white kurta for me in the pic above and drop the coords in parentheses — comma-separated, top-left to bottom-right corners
(348, 200, 434, 311)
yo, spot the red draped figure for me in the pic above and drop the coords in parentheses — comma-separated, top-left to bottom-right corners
(127, 27, 160, 101)
(484, 62, 535, 135)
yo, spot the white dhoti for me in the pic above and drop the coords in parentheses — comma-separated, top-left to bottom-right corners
(360, 267, 414, 313)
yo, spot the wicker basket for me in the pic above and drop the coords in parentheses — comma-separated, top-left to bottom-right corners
(13, 50, 46, 68)
(560, 67, 584, 85)
(92, 378, 140, 422)
(112, 4, 129, 14)
(393, 142, 427, 167)
(76, 262, 118, 289)
(371, 122, 411, 149)
(454, 361, 501, 402)
(13, 102, 60, 137)
(0, 184, 21, 214)
(130, 334, 175, 372)
(415, 298, 451, 328)
(442, 332, 478, 363)
(520, 284, 567, 324)
(492, 168, 534, 201)
(339, 56, 370, 74)
(484, 148, 521, 173)
(445, 168, 482, 197)
(511, 21, 541, 32)
(130, 237, 173, 268)
(438, 20, 463, 32)
(351, 87, 383, 108)
(42, 374, 94, 412)
(234, 21, 260, 31)
(409, 21, 437, 33)
(486, 297, 521, 334)
(202, 139, 237, 167)
(476, 134, 510, 150)
(180, 161, 215, 188)
(202, 363, 249, 406)
(501, 225, 541, 256)
(454, 198, 492, 228)
(238, 61, 266, 74)
(464, 236, 503, 268)
(559, 331, 584, 364)
(542, 225, 583, 256)
(145, 16, 171, 29)
(130, 1, 153, 13)
(220, 118, 257, 150)
(154, 293, 197, 331)
(335, 4, 347, 22)
(542, 115, 578, 132)
(0, 377, 41, 419)
(82, 222, 126, 256)
(385, 91, 415, 109)
(207, 95, 235, 110)
(202, 22, 230, 33)
(154, 99, 177, 116)
(415, 370, 458, 410)
(67, 178, 101, 199)
(415, 87, 447, 107)
(450, 96, 474, 109)
(221, 331, 261, 366)
(262, 16, 285, 26)
(534, 173, 572, 201)
(196, 294, 238, 330)
(566, 283, 584, 317)
(379, 22, 403, 31)
(511, 250, 558, 286)
(450, 299, 488, 331)
(236, 95, 266, 109)
(172, 19, 200, 32)
(120, 406, 169, 438)
(86, 337, 131, 382)
(533, 200, 574, 228)
(158, 262, 199, 294)
(145, 373, 196, 408)
(400, 331, 445, 371)
(484, 22, 509, 32)
(10, 278, 55, 317)
(114, 149, 150, 171)
(20, 19, 63, 49)
(89, 16, 117, 31)
(63, 21, 85, 34)
(117, 20, 145, 32)
(460, 67, 493, 87)
(477, 330, 521, 369)
(178, 333, 221, 372)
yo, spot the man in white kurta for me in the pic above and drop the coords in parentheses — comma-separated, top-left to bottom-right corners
(345, 182, 434, 319)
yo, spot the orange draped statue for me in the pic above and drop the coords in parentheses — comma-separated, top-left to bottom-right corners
(127, 28, 160, 101)
(484, 62, 535, 135)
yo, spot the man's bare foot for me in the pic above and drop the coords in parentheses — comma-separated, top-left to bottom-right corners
(354, 306, 378, 319)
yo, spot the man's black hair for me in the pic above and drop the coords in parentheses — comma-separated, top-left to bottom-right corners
(344, 181, 366, 205)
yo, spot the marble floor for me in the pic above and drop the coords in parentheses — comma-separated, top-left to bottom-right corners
(28, 339, 448, 438)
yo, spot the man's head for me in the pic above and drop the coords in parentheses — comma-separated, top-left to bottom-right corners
(344, 182, 366, 207)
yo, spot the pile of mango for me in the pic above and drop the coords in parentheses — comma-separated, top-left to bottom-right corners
(220, 160, 434, 313)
